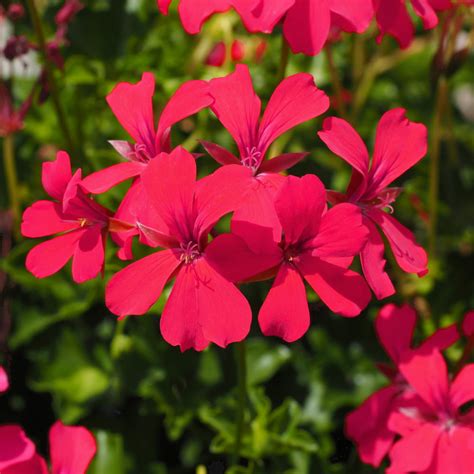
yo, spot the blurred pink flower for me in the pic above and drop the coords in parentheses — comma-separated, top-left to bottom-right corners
(205, 41, 226, 66)
(0, 84, 24, 137)
(0, 365, 8, 392)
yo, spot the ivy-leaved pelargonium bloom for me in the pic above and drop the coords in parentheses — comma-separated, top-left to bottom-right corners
(21, 152, 129, 283)
(106, 147, 252, 352)
(204, 64, 329, 251)
(207, 174, 371, 342)
(346, 303, 459, 468)
(318, 108, 428, 300)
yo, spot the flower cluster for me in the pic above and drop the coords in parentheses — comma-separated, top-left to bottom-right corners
(22, 65, 429, 352)
(346, 305, 474, 472)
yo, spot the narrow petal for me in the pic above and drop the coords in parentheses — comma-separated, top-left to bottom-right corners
(200, 140, 241, 166)
(177, 0, 232, 34)
(42, 150, 72, 200)
(375, 303, 417, 365)
(274, 175, 326, 245)
(329, 0, 374, 33)
(450, 364, 474, 411)
(258, 152, 308, 173)
(26, 230, 84, 279)
(21, 201, 76, 238)
(368, 108, 427, 196)
(345, 385, 398, 467)
(49, 421, 97, 474)
(462, 310, 474, 337)
(258, 263, 310, 342)
(156, 79, 212, 150)
(71, 226, 105, 283)
(258, 73, 329, 155)
(106, 249, 181, 317)
(375, 0, 414, 49)
(0, 365, 8, 392)
(234, 0, 294, 33)
(298, 255, 371, 317)
(81, 161, 145, 194)
(283, 0, 331, 56)
(106, 72, 156, 153)
(0, 425, 36, 470)
(360, 218, 395, 300)
(420, 324, 459, 353)
(209, 64, 261, 157)
(368, 208, 428, 276)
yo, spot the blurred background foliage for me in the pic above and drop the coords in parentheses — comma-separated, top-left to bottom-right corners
(0, 0, 473, 472)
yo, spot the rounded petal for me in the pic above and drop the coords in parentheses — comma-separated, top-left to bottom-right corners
(71, 226, 105, 283)
(21, 201, 75, 238)
(462, 310, 474, 337)
(234, 0, 293, 34)
(375, 0, 414, 49)
(0, 425, 36, 470)
(177, 0, 232, 34)
(42, 151, 72, 200)
(2, 455, 48, 474)
(329, 0, 374, 33)
(450, 364, 474, 411)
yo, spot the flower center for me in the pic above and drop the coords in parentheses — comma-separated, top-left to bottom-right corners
(241, 146, 262, 172)
(129, 143, 152, 163)
(179, 241, 201, 264)
(283, 244, 299, 263)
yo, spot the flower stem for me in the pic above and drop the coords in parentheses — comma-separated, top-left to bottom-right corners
(26, 0, 75, 154)
(277, 37, 290, 81)
(232, 340, 247, 465)
(2, 135, 21, 226)
(325, 44, 347, 119)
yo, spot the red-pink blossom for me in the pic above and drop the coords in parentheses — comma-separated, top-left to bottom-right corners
(207, 174, 372, 342)
(231, 39, 245, 61)
(0, 84, 24, 137)
(374, 0, 453, 49)
(203, 64, 329, 251)
(462, 310, 474, 337)
(206, 41, 226, 66)
(106, 147, 252, 351)
(0, 365, 8, 393)
(55, 0, 84, 25)
(318, 109, 429, 300)
(21, 151, 129, 283)
(346, 304, 459, 467)
(387, 350, 474, 473)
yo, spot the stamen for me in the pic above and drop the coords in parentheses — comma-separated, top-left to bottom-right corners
(241, 146, 262, 172)
(128, 143, 152, 163)
(179, 241, 201, 264)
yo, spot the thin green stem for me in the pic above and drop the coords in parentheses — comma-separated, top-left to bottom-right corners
(26, 0, 75, 154)
(3, 134, 21, 226)
(232, 340, 247, 465)
(277, 37, 290, 82)
(325, 44, 347, 119)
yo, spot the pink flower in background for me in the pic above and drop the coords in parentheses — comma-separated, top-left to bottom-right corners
(462, 310, 474, 336)
(318, 108, 428, 300)
(21, 151, 130, 283)
(374, 0, 452, 49)
(346, 304, 459, 467)
(0, 421, 96, 474)
(207, 174, 371, 342)
(204, 64, 329, 251)
(106, 147, 252, 351)
(231, 39, 245, 61)
(388, 350, 474, 473)
(205, 41, 226, 66)
(0, 84, 25, 137)
(0, 365, 8, 392)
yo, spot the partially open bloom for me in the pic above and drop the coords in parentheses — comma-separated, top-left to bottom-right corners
(204, 64, 329, 250)
(318, 109, 428, 299)
(207, 174, 371, 342)
(0, 421, 96, 474)
(21, 151, 130, 283)
(106, 147, 252, 351)
(374, 0, 453, 49)
(0, 365, 8, 392)
(346, 304, 459, 467)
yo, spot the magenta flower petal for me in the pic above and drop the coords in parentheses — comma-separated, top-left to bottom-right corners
(432, 428, 474, 474)
(21, 201, 76, 238)
(106, 249, 181, 317)
(330, 0, 374, 33)
(462, 310, 474, 337)
(375, 0, 414, 49)
(200, 141, 241, 166)
(258, 152, 308, 174)
(2, 454, 48, 474)
(42, 150, 72, 200)
(420, 324, 459, 353)
(411, 0, 439, 29)
(0, 425, 36, 470)
(450, 364, 474, 411)
(0, 366, 8, 393)
(156, 0, 172, 14)
(177, 0, 232, 34)
(234, 0, 294, 34)
(71, 226, 105, 284)
(49, 421, 96, 474)
(258, 263, 310, 343)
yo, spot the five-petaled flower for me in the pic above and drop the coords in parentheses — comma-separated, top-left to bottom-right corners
(318, 108, 429, 300)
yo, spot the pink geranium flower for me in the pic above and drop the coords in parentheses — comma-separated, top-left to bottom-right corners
(0, 365, 9, 392)
(204, 64, 329, 251)
(374, 0, 452, 49)
(346, 304, 459, 467)
(207, 174, 371, 342)
(318, 108, 429, 300)
(21, 151, 129, 283)
(106, 147, 252, 351)
(0, 421, 96, 474)
(387, 350, 474, 473)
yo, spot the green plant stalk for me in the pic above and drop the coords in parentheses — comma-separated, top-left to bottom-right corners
(26, 0, 75, 154)
(325, 44, 347, 119)
(277, 37, 290, 81)
(232, 340, 247, 465)
(3, 134, 21, 225)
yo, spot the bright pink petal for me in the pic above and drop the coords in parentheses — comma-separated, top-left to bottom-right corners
(106, 72, 156, 153)
(420, 324, 459, 353)
(298, 255, 371, 317)
(258, 152, 308, 173)
(106, 249, 181, 317)
(209, 64, 261, 158)
(258, 73, 329, 155)
(81, 161, 145, 194)
(234, 0, 294, 33)
(274, 175, 326, 245)
(0, 425, 36, 470)
(2, 455, 48, 474)
(156, 80, 212, 150)
(375, 304, 417, 365)
(200, 141, 241, 166)
(375, 0, 414, 49)
(26, 230, 85, 279)
(368, 108, 427, 196)
(462, 310, 474, 337)
(71, 225, 105, 283)
(283, 0, 331, 56)
(21, 201, 76, 238)
(388, 422, 440, 472)
(177, 0, 232, 34)
(157, 0, 172, 14)
(311, 203, 368, 258)
(0, 366, 8, 392)
(42, 151, 72, 200)
(318, 117, 369, 179)
(368, 208, 428, 276)
(431, 428, 474, 474)
(49, 421, 96, 474)
(345, 385, 398, 467)
(258, 263, 310, 342)
(329, 0, 374, 33)
(411, 0, 438, 28)
(450, 364, 474, 411)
